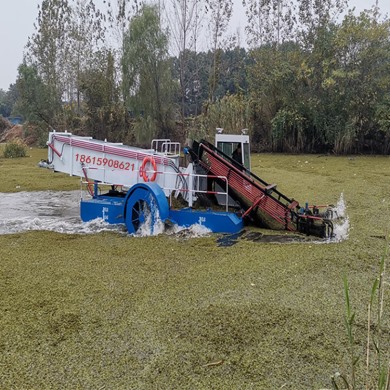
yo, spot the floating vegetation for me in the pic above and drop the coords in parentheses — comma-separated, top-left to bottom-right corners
(0, 149, 389, 389)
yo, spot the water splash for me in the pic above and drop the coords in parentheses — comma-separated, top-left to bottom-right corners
(0, 214, 126, 235)
(135, 218, 211, 239)
(166, 223, 211, 238)
(132, 197, 211, 238)
(332, 217, 350, 242)
(133, 198, 165, 237)
(0, 191, 210, 238)
(328, 192, 350, 243)
(334, 192, 346, 218)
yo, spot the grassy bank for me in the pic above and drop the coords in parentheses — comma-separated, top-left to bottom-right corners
(0, 149, 389, 389)
(0, 146, 79, 192)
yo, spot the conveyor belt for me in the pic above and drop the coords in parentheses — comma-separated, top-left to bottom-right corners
(193, 140, 333, 238)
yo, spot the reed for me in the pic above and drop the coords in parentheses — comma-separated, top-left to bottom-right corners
(332, 240, 389, 390)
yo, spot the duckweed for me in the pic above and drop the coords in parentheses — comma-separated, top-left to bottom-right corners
(0, 150, 389, 389)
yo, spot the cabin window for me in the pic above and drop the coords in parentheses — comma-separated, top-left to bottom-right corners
(216, 142, 233, 158)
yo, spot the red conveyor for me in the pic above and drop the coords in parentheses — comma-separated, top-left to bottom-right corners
(195, 140, 333, 238)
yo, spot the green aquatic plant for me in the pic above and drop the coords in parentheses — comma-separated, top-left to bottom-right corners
(332, 241, 389, 390)
(1, 150, 389, 388)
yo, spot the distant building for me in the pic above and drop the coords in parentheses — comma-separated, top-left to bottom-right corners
(7, 116, 23, 125)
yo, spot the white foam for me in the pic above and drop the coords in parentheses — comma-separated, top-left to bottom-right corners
(133, 203, 165, 237)
(0, 190, 212, 238)
(166, 223, 212, 238)
(0, 191, 125, 235)
(332, 216, 350, 242)
(327, 193, 350, 243)
(0, 215, 126, 235)
(132, 198, 211, 238)
(334, 192, 346, 218)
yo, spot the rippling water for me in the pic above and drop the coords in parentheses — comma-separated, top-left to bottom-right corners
(0, 190, 210, 237)
(0, 190, 348, 242)
(0, 191, 124, 235)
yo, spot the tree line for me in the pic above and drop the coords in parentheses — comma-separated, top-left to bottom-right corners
(0, 0, 389, 154)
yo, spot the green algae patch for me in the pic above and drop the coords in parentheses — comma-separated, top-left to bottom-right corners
(0, 151, 390, 389)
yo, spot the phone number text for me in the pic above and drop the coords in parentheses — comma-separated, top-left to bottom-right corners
(75, 153, 135, 170)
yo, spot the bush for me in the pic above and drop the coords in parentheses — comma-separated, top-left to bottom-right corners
(3, 140, 27, 158)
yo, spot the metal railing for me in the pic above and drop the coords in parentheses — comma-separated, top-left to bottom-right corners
(151, 139, 181, 157)
(80, 168, 230, 212)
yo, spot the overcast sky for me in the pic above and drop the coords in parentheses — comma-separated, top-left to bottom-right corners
(0, 0, 389, 90)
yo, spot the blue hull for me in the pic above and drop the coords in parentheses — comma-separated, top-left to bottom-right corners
(80, 195, 243, 234)
(168, 208, 243, 233)
(80, 196, 126, 224)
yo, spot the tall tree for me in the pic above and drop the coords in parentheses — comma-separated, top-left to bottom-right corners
(167, 0, 205, 124)
(122, 4, 176, 142)
(67, 0, 106, 113)
(26, 0, 72, 120)
(242, 0, 295, 47)
(13, 63, 53, 125)
(172, 50, 211, 116)
(106, 0, 140, 45)
(296, 0, 347, 46)
(104, 0, 141, 100)
(0, 89, 9, 117)
(0, 85, 18, 118)
(327, 11, 390, 152)
(248, 42, 306, 151)
(205, 0, 233, 103)
(79, 50, 123, 140)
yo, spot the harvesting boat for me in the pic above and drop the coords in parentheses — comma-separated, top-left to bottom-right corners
(44, 129, 336, 237)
